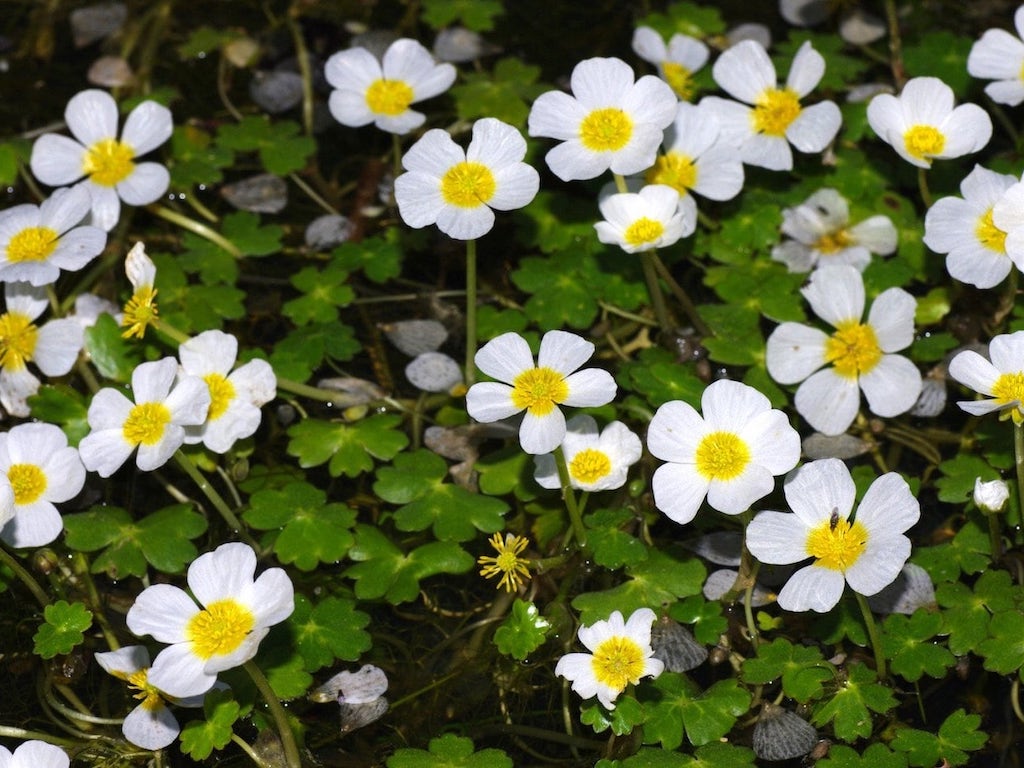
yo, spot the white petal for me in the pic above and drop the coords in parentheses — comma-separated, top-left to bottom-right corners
(785, 42, 825, 97)
(475, 332, 534, 383)
(121, 101, 173, 155)
(794, 368, 861, 435)
(786, 101, 841, 152)
(859, 355, 922, 417)
(147, 643, 216, 698)
(121, 702, 180, 750)
(65, 89, 119, 146)
(126, 584, 196, 643)
(537, 330, 594, 376)
(652, 462, 709, 525)
(868, 288, 915, 352)
(117, 162, 170, 206)
(802, 264, 865, 326)
(746, 510, 809, 564)
(784, 458, 855, 526)
(520, 408, 566, 455)
(777, 564, 846, 612)
(765, 322, 829, 384)
(34, 319, 84, 376)
(465, 382, 519, 422)
(712, 40, 776, 104)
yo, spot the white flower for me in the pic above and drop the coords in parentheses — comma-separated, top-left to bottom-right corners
(948, 330, 1024, 425)
(30, 89, 172, 231)
(533, 415, 642, 491)
(0, 186, 106, 286)
(178, 330, 276, 453)
(0, 741, 68, 768)
(631, 26, 709, 100)
(125, 542, 294, 697)
(747, 458, 919, 612)
(643, 101, 745, 207)
(924, 165, 1017, 289)
(773, 188, 897, 273)
(465, 330, 617, 454)
(78, 357, 211, 477)
(324, 38, 456, 135)
(95, 645, 211, 750)
(394, 118, 539, 240)
(0, 282, 83, 417)
(968, 7, 1024, 106)
(0, 423, 84, 548)
(974, 477, 1009, 513)
(554, 608, 663, 709)
(528, 57, 676, 181)
(647, 379, 801, 526)
(594, 184, 693, 253)
(702, 40, 841, 171)
(765, 265, 921, 435)
(121, 241, 158, 339)
(991, 177, 1024, 275)
(866, 77, 992, 168)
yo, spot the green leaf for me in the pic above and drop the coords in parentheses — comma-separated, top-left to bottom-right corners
(27, 385, 90, 445)
(375, 450, 507, 542)
(290, 594, 372, 671)
(581, 695, 646, 736)
(452, 57, 546, 128)
(177, 26, 232, 59)
(217, 116, 315, 175)
(642, 675, 750, 749)
(817, 744, 907, 768)
(913, 516, 991, 582)
(170, 124, 234, 187)
(937, 569, 1016, 656)
(245, 482, 356, 570)
(902, 30, 972, 93)
(222, 211, 284, 256)
(670, 595, 727, 646)
(0, 141, 26, 186)
(84, 313, 141, 382)
(585, 507, 649, 569)
(619, 347, 706, 410)
(34, 600, 92, 658)
(698, 303, 763, 366)
(812, 663, 897, 741)
(270, 321, 361, 382)
(331, 234, 404, 283)
(740, 637, 832, 702)
(283, 262, 354, 325)
(812, 594, 869, 646)
(387, 734, 512, 767)
(494, 599, 551, 660)
(935, 454, 1000, 504)
(880, 611, 955, 682)
(693, 190, 780, 265)
(890, 709, 987, 767)
(420, 0, 503, 31)
(978, 610, 1024, 675)
(179, 689, 240, 760)
(704, 260, 807, 323)
(286, 414, 408, 478)
(476, 446, 536, 499)
(637, 2, 726, 38)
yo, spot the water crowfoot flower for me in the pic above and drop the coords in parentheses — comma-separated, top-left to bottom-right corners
(702, 40, 841, 171)
(0, 741, 69, 768)
(948, 330, 1024, 424)
(967, 7, 1024, 107)
(866, 77, 992, 168)
(533, 414, 642, 491)
(29, 89, 173, 231)
(0, 186, 106, 286)
(528, 57, 676, 181)
(555, 608, 663, 709)
(394, 118, 539, 240)
(78, 357, 210, 477)
(647, 379, 800, 526)
(765, 264, 921, 435)
(594, 184, 692, 253)
(746, 458, 919, 612)
(466, 330, 616, 454)
(126, 542, 294, 698)
(631, 26, 709, 100)
(975, 477, 1009, 513)
(121, 242, 158, 339)
(325, 38, 456, 134)
(478, 532, 531, 592)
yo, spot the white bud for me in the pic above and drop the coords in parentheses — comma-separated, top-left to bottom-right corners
(974, 477, 1009, 513)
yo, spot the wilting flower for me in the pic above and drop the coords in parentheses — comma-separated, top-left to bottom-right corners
(924, 165, 1017, 289)
(555, 608, 663, 709)
(394, 118, 539, 240)
(975, 477, 1009, 513)
(121, 242, 159, 339)
(765, 265, 921, 435)
(594, 184, 693, 253)
(747, 458, 919, 612)
(78, 357, 210, 477)
(533, 414, 642, 491)
(478, 532, 531, 592)
(30, 89, 172, 231)
(647, 380, 801, 525)
(702, 40, 841, 171)
(0, 423, 85, 549)
(0, 282, 83, 417)
(0, 741, 69, 768)
(949, 330, 1024, 425)
(325, 38, 456, 134)
(466, 330, 616, 454)
(528, 56, 676, 181)
(126, 542, 294, 697)
(631, 26, 709, 100)
(967, 7, 1024, 107)
(0, 186, 106, 286)
(866, 77, 992, 168)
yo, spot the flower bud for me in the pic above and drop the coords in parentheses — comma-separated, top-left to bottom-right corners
(974, 477, 1009, 513)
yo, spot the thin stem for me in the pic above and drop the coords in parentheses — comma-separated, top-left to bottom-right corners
(0, 726, 82, 747)
(854, 590, 886, 680)
(649, 252, 711, 337)
(743, 557, 762, 649)
(173, 451, 259, 550)
(184, 191, 220, 224)
(554, 447, 587, 548)
(152, 317, 190, 345)
(1013, 678, 1024, 724)
(916, 167, 933, 209)
(232, 733, 273, 768)
(612, 173, 629, 194)
(640, 251, 674, 336)
(1014, 422, 1024, 545)
(465, 238, 478, 386)
(883, 0, 906, 88)
(0, 545, 50, 608)
(285, 13, 314, 137)
(289, 172, 340, 216)
(243, 660, 301, 768)
(147, 204, 243, 258)
(69, 552, 120, 651)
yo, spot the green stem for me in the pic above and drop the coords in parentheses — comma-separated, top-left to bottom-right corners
(743, 557, 762, 649)
(232, 733, 273, 768)
(289, 171, 340, 216)
(152, 317, 190, 345)
(285, 13, 315, 137)
(0, 726, 81, 748)
(916, 167, 933, 209)
(1014, 421, 1024, 546)
(883, 0, 906, 88)
(465, 238, 478, 386)
(554, 447, 587, 548)
(147, 204, 243, 258)
(173, 451, 259, 550)
(854, 590, 886, 680)
(649, 252, 711, 337)
(0, 545, 50, 608)
(243, 660, 301, 768)
(640, 251, 674, 336)
(612, 173, 629, 194)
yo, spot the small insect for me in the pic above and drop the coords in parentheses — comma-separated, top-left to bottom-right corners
(310, 664, 389, 735)
(829, 507, 840, 531)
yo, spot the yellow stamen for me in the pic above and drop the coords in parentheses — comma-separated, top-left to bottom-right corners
(591, 636, 646, 692)
(82, 138, 135, 187)
(440, 161, 496, 208)
(0, 312, 39, 371)
(992, 371, 1024, 425)
(7, 227, 59, 263)
(752, 88, 801, 137)
(580, 107, 633, 152)
(510, 367, 569, 416)
(365, 79, 414, 116)
(186, 598, 256, 660)
(976, 208, 1007, 253)
(121, 286, 158, 340)
(122, 402, 171, 446)
(646, 152, 698, 194)
(824, 321, 882, 379)
(806, 515, 868, 571)
(623, 216, 665, 248)
(661, 62, 695, 100)
(477, 532, 531, 592)
(8, 463, 47, 505)
(902, 125, 945, 161)
(203, 373, 235, 421)
(569, 448, 612, 485)
(694, 431, 751, 481)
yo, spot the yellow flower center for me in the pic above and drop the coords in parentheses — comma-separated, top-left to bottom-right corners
(976, 208, 1007, 253)
(752, 88, 802, 137)
(0, 311, 39, 371)
(569, 448, 612, 485)
(824, 321, 882, 379)
(646, 152, 698, 194)
(661, 62, 694, 100)
(203, 373, 235, 421)
(440, 161, 497, 208)
(186, 598, 256, 660)
(365, 78, 414, 116)
(992, 371, 1024, 424)
(902, 125, 945, 161)
(591, 635, 646, 693)
(82, 138, 135, 187)
(127, 668, 164, 712)
(7, 227, 59, 263)
(122, 402, 171, 446)
(694, 431, 751, 481)
(8, 463, 47, 505)
(580, 107, 634, 152)
(121, 286, 158, 340)
(478, 533, 531, 593)
(806, 515, 868, 571)
(814, 229, 853, 254)
(623, 216, 665, 248)
(510, 367, 569, 416)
